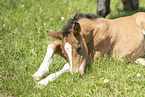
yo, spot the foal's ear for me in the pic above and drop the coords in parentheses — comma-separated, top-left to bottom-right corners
(73, 22, 81, 35)
(46, 30, 62, 40)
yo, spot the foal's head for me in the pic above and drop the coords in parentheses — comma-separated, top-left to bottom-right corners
(61, 21, 89, 74)
(47, 13, 99, 74)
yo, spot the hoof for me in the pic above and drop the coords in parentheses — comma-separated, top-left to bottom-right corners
(32, 75, 42, 81)
(37, 79, 49, 89)
(32, 69, 49, 80)
(37, 83, 45, 89)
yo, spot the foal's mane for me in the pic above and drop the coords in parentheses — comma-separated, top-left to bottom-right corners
(62, 13, 100, 37)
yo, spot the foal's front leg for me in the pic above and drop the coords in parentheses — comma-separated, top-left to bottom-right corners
(38, 62, 70, 88)
(32, 41, 62, 80)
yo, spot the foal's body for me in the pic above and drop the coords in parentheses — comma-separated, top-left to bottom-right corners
(86, 14, 144, 60)
(33, 12, 145, 87)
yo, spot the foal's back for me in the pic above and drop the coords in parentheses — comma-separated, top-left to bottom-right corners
(109, 12, 145, 60)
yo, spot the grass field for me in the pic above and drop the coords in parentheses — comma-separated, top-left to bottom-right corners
(0, 0, 145, 96)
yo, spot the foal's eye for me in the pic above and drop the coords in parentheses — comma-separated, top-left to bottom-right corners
(76, 44, 81, 52)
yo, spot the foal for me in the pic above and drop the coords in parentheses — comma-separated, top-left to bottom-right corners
(32, 12, 145, 87)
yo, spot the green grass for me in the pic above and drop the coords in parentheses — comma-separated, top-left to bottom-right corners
(0, 0, 145, 96)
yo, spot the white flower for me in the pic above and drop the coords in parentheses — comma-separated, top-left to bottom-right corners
(3, 24, 5, 27)
(61, 17, 64, 21)
(127, 75, 130, 77)
(104, 79, 109, 83)
(136, 73, 141, 77)
(21, 4, 24, 8)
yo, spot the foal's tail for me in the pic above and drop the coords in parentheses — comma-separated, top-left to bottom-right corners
(136, 12, 145, 35)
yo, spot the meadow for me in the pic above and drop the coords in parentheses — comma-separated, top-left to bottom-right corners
(0, 0, 145, 96)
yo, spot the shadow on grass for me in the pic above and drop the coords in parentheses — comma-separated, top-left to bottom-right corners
(108, 7, 145, 19)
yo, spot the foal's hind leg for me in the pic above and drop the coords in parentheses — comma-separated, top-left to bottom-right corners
(32, 41, 63, 80)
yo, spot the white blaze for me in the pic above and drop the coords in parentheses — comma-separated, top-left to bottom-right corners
(64, 42, 72, 72)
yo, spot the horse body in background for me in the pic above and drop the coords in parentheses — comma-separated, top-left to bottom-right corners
(32, 12, 145, 88)
(97, 0, 139, 17)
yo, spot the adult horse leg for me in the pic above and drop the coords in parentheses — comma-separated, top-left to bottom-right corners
(122, 0, 139, 10)
(97, 0, 110, 18)
(97, 0, 106, 17)
(105, 0, 110, 17)
(130, 0, 139, 10)
(32, 41, 66, 80)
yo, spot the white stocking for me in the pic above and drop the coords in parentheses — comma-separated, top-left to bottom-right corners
(38, 62, 70, 88)
(32, 47, 54, 80)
